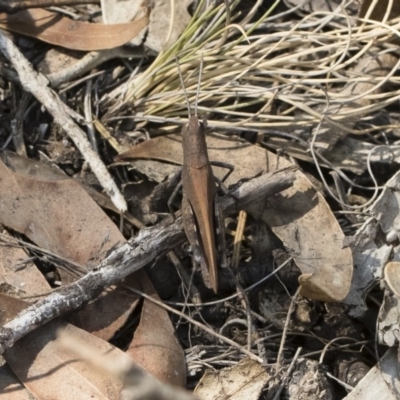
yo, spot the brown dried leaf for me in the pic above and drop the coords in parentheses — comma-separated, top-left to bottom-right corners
(126, 276, 186, 384)
(117, 133, 353, 302)
(145, 0, 193, 52)
(0, 230, 52, 299)
(0, 8, 148, 51)
(0, 152, 186, 385)
(0, 293, 133, 399)
(101, 0, 194, 52)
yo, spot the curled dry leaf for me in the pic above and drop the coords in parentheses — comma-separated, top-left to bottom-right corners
(194, 358, 270, 400)
(0, 152, 186, 386)
(0, 8, 149, 51)
(384, 262, 400, 298)
(117, 133, 353, 302)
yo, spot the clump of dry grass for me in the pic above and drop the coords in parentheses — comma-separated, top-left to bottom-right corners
(104, 0, 400, 136)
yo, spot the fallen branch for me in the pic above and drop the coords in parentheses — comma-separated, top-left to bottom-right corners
(0, 166, 296, 354)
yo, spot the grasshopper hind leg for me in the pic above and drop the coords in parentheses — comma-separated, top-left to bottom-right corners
(182, 195, 213, 290)
(214, 194, 228, 269)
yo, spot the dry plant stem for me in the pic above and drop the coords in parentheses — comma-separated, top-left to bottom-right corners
(325, 371, 354, 392)
(93, 117, 123, 153)
(275, 287, 301, 373)
(0, 29, 127, 212)
(232, 210, 247, 268)
(0, 166, 296, 355)
(272, 347, 302, 400)
(230, 210, 252, 352)
(126, 286, 263, 363)
(235, 278, 253, 352)
(84, 79, 98, 153)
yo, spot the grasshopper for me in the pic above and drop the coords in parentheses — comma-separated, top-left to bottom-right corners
(175, 59, 230, 293)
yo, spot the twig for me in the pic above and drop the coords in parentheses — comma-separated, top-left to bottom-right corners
(275, 287, 301, 372)
(84, 79, 98, 153)
(272, 347, 302, 400)
(125, 287, 263, 363)
(0, 166, 296, 355)
(0, 29, 127, 212)
(231, 210, 247, 269)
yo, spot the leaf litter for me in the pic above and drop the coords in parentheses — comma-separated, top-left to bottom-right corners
(0, 0, 400, 399)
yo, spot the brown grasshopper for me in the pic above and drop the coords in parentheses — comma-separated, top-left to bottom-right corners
(174, 59, 231, 293)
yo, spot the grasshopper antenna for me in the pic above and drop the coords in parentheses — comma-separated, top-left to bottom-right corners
(175, 57, 191, 118)
(194, 55, 203, 118)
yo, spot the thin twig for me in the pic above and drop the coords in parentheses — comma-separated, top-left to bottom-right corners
(272, 347, 302, 400)
(275, 287, 301, 372)
(125, 286, 263, 363)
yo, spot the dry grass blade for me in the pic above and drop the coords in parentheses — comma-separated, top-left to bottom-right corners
(104, 0, 400, 139)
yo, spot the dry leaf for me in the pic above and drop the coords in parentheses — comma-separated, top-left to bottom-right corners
(0, 230, 52, 300)
(194, 358, 270, 400)
(343, 220, 392, 317)
(0, 293, 135, 399)
(126, 276, 186, 384)
(384, 262, 400, 298)
(100, 0, 147, 47)
(0, 8, 148, 51)
(344, 171, 400, 316)
(102, 0, 193, 51)
(145, 0, 193, 52)
(0, 152, 186, 385)
(117, 133, 353, 302)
